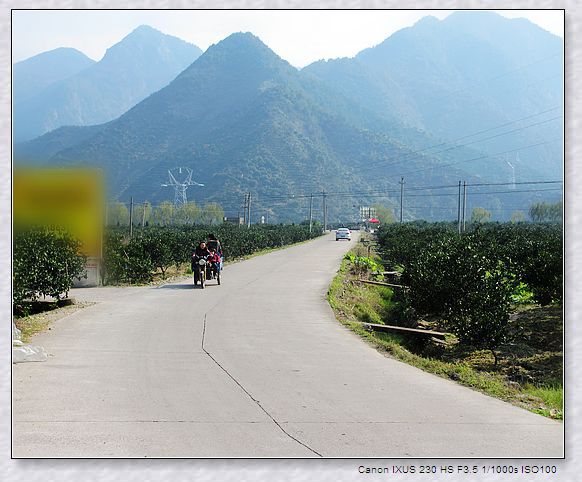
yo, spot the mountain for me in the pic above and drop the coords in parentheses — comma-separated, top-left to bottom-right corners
(303, 11, 563, 182)
(15, 14, 563, 222)
(13, 25, 202, 141)
(15, 31, 522, 222)
(13, 47, 95, 105)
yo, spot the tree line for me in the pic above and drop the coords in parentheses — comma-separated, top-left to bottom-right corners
(107, 201, 225, 226)
(367, 201, 562, 224)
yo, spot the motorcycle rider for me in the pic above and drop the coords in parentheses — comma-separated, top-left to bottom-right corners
(192, 241, 212, 284)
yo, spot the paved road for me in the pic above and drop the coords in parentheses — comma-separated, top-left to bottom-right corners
(13, 233, 563, 457)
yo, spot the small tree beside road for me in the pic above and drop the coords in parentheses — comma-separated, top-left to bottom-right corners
(401, 234, 514, 364)
(13, 227, 86, 314)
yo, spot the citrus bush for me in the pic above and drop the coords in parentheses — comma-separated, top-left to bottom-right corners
(379, 222, 562, 306)
(470, 223, 562, 306)
(378, 222, 562, 360)
(400, 235, 514, 360)
(13, 227, 87, 313)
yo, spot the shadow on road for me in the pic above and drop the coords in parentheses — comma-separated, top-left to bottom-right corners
(157, 282, 221, 289)
(157, 283, 194, 290)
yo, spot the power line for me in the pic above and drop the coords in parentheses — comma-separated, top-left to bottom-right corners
(362, 114, 562, 173)
(426, 51, 562, 104)
(399, 137, 562, 176)
(107, 180, 562, 210)
(468, 180, 562, 187)
(487, 52, 562, 82)
(447, 72, 562, 113)
(405, 206, 536, 211)
(427, 107, 562, 151)
(407, 187, 561, 197)
(170, 109, 562, 198)
(361, 106, 562, 172)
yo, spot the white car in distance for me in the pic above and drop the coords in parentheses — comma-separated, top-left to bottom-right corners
(336, 228, 351, 241)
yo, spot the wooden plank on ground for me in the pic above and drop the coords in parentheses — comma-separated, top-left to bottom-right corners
(354, 279, 409, 289)
(353, 321, 448, 339)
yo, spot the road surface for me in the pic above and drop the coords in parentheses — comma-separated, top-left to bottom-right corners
(13, 233, 563, 457)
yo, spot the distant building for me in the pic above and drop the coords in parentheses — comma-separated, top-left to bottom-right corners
(224, 216, 244, 225)
(359, 206, 376, 222)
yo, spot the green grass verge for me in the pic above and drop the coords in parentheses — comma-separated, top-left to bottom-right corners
(328, 253, 563, 420)
(523, 383, 563, 418)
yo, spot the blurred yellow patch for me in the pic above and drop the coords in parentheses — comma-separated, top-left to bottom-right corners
(14, 168, 104, 257)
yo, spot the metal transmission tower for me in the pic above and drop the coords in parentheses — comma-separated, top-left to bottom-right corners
(161, 167, 204, 206)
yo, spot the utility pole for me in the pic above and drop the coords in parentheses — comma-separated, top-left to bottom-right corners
(243, 194, 248, 225)
(457, 181, 462, 234)
(247, 192, 252, 228)
(322, 190, 327, 232)
(309, 193, 313, 234)
(399, 177, 405, 223)
(129, 197, 134, 238)
(462, 181, 467, 232)
(142, 201, 147, 227)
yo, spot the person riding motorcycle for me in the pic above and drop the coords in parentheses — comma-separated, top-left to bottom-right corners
(192, 242, 212, 284)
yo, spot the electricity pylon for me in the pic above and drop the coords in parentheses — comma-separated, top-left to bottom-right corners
(161, 167, 204, 206)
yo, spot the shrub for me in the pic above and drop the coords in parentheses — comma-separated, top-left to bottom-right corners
(402, 236, 514, 362)
(13, 227, 86, 313)
(379, 221, 563, 361)
(475, 223, 562, 305)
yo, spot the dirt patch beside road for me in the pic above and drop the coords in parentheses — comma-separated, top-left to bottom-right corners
(14, 301, 95, 343)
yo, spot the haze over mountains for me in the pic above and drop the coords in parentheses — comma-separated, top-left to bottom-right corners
(13, 25, 202, 142)
(14, 13, 563, 222)
(304, 12, 563, 182)
(13, 47, 95, 105)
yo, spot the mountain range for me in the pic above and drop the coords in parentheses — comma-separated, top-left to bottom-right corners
(13, 25, 202, 142)
(14, 13, 563, 222)
(304, 12, 563, 183)
(13, 47, 95, 105)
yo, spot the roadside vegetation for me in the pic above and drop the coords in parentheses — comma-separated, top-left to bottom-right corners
(13, 223, 323, 341)
(13, 224, 323, 312)
(12, 226, 94, 339)
(103, 224, 323, 284)
(328, 223, 563, 420)
(13, 227, 87, 317)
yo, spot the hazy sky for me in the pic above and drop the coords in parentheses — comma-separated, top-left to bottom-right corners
(12, 9, 564, 67)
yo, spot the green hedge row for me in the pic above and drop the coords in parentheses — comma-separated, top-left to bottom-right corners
(378, 222, 562, 306)
(377, 222, 562, 359)
(103, 224, 323, 284)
